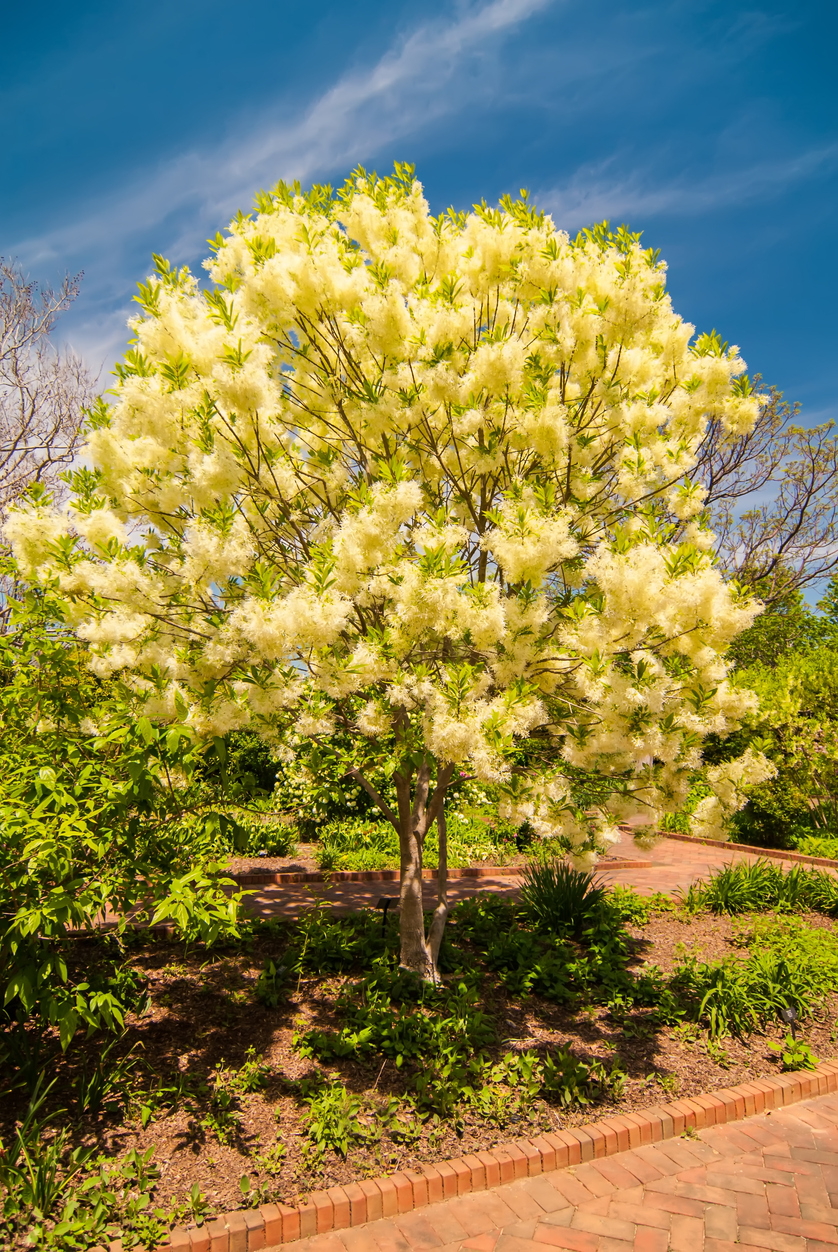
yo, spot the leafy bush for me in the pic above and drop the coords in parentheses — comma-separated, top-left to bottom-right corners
(520, 858, 605, 937)
(0, 588, 247, 1056)
(0, 1103, 205, 1252)
(287, 907, 389, 976)
(791, 834, 838, 860)
(713, 644, 838, 849)
(768, 1033, 819, 1071)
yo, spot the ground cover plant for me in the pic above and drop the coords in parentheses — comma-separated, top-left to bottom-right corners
(314, 812, 538, 872)
(4, 860, 838, 1250)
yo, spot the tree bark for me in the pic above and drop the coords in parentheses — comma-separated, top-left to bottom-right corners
(426, 806, 448, 983)
(396, 765, 430, 977)
(392, 759, 455, 981)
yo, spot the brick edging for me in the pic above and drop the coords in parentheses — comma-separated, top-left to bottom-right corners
(151, 1060, 838, 1252)
(227, 859, 643, 887)
(664, 830, 838, 869)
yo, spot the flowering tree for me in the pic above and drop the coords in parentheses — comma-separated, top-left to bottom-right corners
(7, 165, 773, 979)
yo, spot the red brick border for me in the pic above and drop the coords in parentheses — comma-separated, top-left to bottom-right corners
(227, 859, 642, 887)
(145, 1061, 838, 1252)
(664, 830, 838, 869)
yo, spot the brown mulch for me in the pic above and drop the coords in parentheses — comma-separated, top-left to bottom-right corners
(4, 908, 837, 1227)
(225, 842, 320, 874)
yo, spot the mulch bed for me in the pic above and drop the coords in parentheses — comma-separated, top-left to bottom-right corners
(4, 907, 837, 1225)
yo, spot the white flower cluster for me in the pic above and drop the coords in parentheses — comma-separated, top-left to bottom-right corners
(6, 169, 769, 853)
(689, 749, 778, 841)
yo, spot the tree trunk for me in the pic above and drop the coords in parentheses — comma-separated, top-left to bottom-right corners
(426, 807, 448, 983)
(392, 759, 454, 981)
(396, 766, 431, 978)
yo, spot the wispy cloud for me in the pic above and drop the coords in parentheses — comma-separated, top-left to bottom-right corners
(13, 0, 552, 370)
(539, 144, 838, 232)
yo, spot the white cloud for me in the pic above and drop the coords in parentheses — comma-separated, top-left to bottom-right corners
(540, 144, 838, 232)
(12, 0, 552, 372)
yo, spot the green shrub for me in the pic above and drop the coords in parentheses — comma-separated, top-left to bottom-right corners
(542, 1044, 626, 1106)
(730, 776, 816, 850)
(520, 858, 605, 937)
(768, 1033, 819, 1071)
(287, 907, 391, 975)
(791, 834, 838, 860)
(299, 1079, 374, 1161)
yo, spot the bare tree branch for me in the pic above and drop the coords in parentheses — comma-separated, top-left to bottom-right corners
(693, 380, 838, 603)
(0, 259, 95, 514)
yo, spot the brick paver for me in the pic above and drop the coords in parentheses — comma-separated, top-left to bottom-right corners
(236, 829, 838, 919)
(272, 1095, 838, 1251)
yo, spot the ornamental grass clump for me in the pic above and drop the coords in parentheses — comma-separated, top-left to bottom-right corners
(9, 164, 772, 981)
(683, 860, 838, 915)
(520, 857, 605, 936)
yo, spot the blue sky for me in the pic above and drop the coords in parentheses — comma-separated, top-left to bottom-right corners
(4, 0, 836, 425)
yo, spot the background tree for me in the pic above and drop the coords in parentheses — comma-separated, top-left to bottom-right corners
(8, 167, 773, 979)
(0, 260, 94, 513)
(691, 379, 838, 604)
(0, 260, 95, 629)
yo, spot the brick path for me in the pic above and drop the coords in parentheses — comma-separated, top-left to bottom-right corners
(275, 1093, 838, 1251)
(239, 830, 838, 920)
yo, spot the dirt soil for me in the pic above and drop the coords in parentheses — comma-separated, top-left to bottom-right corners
(5, 907, 837, 1228)
(225, 842, 320, 874)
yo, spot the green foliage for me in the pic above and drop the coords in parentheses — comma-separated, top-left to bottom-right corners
(299, 1078, 376, 1161)
(254, 958, 287, 1008)
(606, 885, 674, 924)
(295, 969, 495, 1070)
(272, 738, 387, 838)
(672, 916, 838, 1038)
(659, 777, 713, 834)
(200, 1048, 271, 1144)
(290, 889, 659, 1138)
(287, 906, 390, 976)
(708, 640, 838, 849)
(0, 580, 247, 1056)
(294, 953, 627, 1140)
(693, 577, 838, 849)
(0, 1074, 207, 1252)
(520, 859, 605, 936)
(73, 1033, 142, 1117)
(727, 584, 833, 670)
(793, 834, 838, 859)
(731, 775, 821, 850)
(769, 1033, 819, 1071)
(541, 1045, 627, 1107)
(317, 811, 520, 871)
(201, 729, 279, 795)
(0, 1078, 91, 1229)
(681, 860, 838, 916)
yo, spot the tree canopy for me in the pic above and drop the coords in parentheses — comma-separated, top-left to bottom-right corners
(8, 165, 773, 975)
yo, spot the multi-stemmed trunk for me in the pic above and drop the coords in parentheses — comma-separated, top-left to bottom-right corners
(393, 760, 454, 982)
(353, 756, 453, 982)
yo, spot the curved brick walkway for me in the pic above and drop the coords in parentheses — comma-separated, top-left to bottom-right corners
(238, 831, 838, 920)
(277, 1092, 838, 1252)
